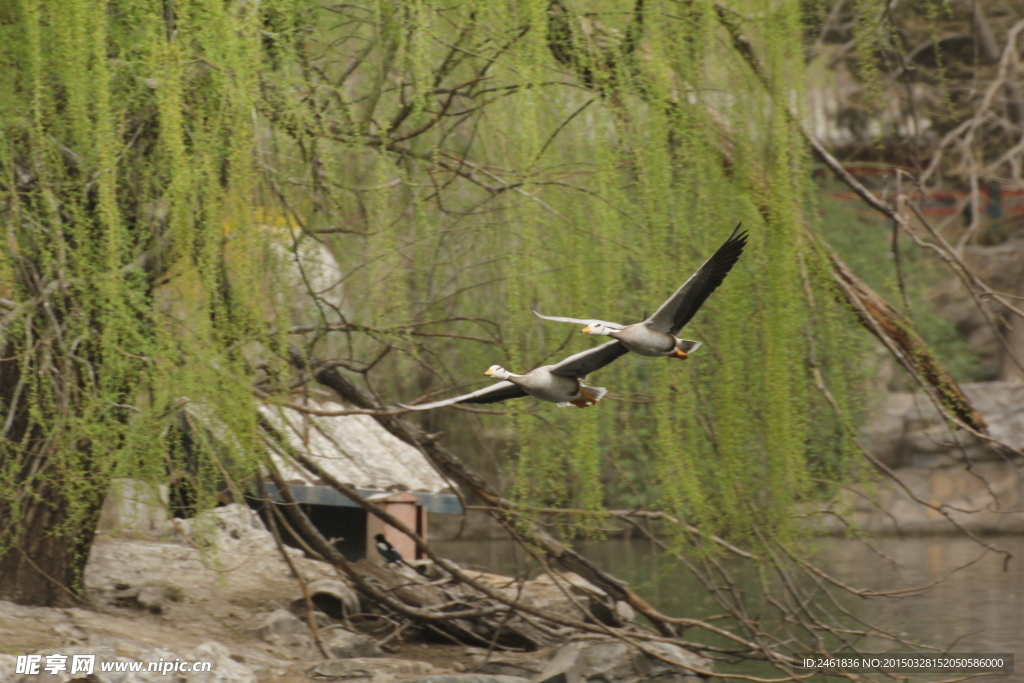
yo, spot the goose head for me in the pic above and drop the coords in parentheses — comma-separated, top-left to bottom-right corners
(581, 323, 613, 336)
(484, 365, 512, 380)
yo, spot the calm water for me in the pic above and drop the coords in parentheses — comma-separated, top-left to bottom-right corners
(435, 535, 1024, 681)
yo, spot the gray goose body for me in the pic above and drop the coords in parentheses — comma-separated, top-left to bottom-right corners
(532, 225, 747, 359)
(510, 366, 587, 403)
(611, 325, 680, 357)
(398, 339, 629, 411)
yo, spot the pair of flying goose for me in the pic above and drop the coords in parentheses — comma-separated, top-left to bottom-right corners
(401, 225, 748, 411)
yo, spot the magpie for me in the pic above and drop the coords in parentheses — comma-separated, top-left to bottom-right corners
(374, 534, 427, 575)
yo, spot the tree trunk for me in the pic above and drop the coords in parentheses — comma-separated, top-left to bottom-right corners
(0, 336, 110, 606)
(0, 479, 104, 606)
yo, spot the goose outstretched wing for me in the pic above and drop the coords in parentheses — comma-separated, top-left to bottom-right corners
(530, 307, 625, 330)
(399, 381, 528, 411)
(645, 224, 748, 334)
(549, 339, 629, 378)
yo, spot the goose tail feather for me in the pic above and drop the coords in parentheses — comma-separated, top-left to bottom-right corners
(677, 339, 702, 355)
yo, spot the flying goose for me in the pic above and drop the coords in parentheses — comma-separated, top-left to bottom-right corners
(399, 340, 629, 410)
(532, 225, 747, 359)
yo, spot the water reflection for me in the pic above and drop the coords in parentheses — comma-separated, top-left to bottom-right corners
(434, 535, 1023, 681)
(815, 536, 1023, 656)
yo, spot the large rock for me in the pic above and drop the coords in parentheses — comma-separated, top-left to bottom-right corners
(863, 383, 1024, 469)
(806, 459, 1024, 534)
(825, 382, 1024, 534)
(322, 628, 383, 658)
(3, 523, 342, 681)
(533, 637, 710, 683)
(174, 504, 303, 559)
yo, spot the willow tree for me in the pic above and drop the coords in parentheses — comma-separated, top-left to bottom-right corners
(0, 5, 985, 669)
(0, 0, 278, 604)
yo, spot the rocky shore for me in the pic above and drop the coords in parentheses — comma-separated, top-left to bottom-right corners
(0, 506, 709, 683)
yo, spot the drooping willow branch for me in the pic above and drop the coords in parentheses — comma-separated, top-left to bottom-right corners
(544, 0, 990, 436)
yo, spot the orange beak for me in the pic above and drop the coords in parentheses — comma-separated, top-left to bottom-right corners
(581, 326, 592, 334)
(484, 368, 494, 376)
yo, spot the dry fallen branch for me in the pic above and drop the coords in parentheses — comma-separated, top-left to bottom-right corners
(255, 476, 330, 658)
(260, 426, 566, 650)
(261, 458, 529, 646)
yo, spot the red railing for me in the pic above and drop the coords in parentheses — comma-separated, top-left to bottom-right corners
(816, 166, 1024, 218)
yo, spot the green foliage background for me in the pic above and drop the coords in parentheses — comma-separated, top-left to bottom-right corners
(0, 0, 878, 575)
(254, 0, 871, 545)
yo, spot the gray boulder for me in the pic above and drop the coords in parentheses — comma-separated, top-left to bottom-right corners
(808, 382, 1024, 535)
(862, 382, 1024, 468)
(534, 638, 710, 683)
(322, 628, 383, 658)
(249, 608, 308, 639)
